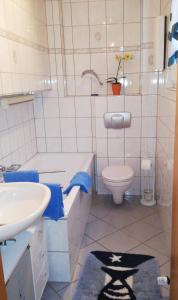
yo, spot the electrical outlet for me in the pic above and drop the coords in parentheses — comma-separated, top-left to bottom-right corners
(157, 276, 170, 286)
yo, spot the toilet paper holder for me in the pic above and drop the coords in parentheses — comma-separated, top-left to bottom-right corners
(103, 112, 131, 129)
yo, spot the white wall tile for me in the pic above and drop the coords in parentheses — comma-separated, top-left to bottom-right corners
(142, 73, 158, 95)
(142, 19, 155, 44)
(46, 138, 61, 152)
(89, 1, 106, 25)
(75, 97, 91, 117)
(37, 138, 47, 153)
(45, 118, 60, 137)
(94, 97, 107, 117)
(62, 3, 72, 26)
(74, 54, 90, 76)
(108, 138, 124, 158)
(125, 157, 141, 176)
(125, 96, 141, 117)
(77, 137, 92, 152)
(106, 0, 123, 24)
(142, 95, 157, 116)
(124, 0, 141, 23)
(73, 26, 89, 49)
(60, 118, 76, 137)
(91, 53, 107, 75)
(125, 138, 141, 158)
(142, 117, 157, 137)
(107, 96, 124, 111)
(95, 118, 107, 138)
(54, 25, 61, 48)
(124, 23, 140, 47)
(59, 97, 75, 118)
(72, 2, 88, 25)
(35, 119, 45, 137)
(65, 54, 74, 75)
(64, 27, 73, 49)
(125, 117, 141, 137)
(76, 118, 92, 137)
(90, 25, 106, 48)
(107, 24, 123, 47)
(143, 0, 161, 18)
(43, 98, 59, 118)
(62, 138, 77, 152)
(96, 138, 108, 157)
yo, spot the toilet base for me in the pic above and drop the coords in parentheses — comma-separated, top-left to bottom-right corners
(112, 190, 124, 204)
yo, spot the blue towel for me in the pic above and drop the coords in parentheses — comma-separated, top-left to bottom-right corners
(3, 170, 39, 183)
(4, 170, 64, 221)
(43, 183, 64, 221)
(63, 171, 92, 195)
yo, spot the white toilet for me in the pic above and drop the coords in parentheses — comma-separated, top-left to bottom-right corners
(102, 165, 134, 204)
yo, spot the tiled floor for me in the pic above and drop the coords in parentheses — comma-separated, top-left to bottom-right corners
(42, 195, 170, 300)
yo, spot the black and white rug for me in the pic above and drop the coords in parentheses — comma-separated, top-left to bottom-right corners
(73, 251, 164, 300)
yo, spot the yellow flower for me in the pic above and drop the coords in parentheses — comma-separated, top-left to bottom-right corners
(115, 54, 122, 61)
(124, 53, 134, 60)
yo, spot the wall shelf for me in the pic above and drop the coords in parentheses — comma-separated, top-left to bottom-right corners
(0, 94, 34, 109)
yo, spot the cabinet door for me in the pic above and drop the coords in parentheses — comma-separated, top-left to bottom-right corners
(6, 247, 35, 300)
(6, 274, 21, 300)
(16, 247, 35, 300)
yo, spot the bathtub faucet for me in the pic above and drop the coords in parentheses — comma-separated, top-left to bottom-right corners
(81, 70, 103, 86)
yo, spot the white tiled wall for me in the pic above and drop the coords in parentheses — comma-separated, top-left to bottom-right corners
(155, 0, 176, 255)
(35, 92, 158, 195)
(0, 1, 51, 166)
(0, 101, 37, 166)
(0, 0, 50, 95)
(35, 0, 160, 195)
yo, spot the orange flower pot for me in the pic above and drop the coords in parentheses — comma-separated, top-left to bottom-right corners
(112, 83, 121, 95)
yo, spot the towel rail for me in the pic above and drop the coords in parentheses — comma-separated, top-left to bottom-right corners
(0, 94, 34, 109)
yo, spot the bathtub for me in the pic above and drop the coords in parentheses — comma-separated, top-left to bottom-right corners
(22, 153, 94, 282)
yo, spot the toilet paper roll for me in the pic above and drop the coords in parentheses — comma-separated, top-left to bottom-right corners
(141, 159, 152, 171)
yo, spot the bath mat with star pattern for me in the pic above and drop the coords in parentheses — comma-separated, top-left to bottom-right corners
(72, 251, 164, 300)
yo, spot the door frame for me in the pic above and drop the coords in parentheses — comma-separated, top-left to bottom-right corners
(170, 66, 178, 299)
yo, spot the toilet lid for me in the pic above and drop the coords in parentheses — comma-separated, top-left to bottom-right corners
(102, 165, 134, 182)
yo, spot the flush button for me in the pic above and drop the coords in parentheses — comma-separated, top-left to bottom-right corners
(103, 112, 131, 129)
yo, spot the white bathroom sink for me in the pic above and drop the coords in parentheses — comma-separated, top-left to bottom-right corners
(0, 182, 51, 242)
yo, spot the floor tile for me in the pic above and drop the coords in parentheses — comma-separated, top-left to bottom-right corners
(72, 263, 83, 282)
(85, 219, 116, 241)
(78, 241, 107, 266)
(90, 195, 113, 218)
(160, 261, 170, 277)
(48, 282, 69, 293)
(130, 205, 158, 220)
(41, 285, 62, 300)
(58, 281, 78, 300)
(102, 210, 137, 229)
(82, 234, 95, 248)
(122, 220, 162, 243)
(87, 214, 98, 224)
(143, 213, 163, 229)
(128, 244, 169, 266)
(145, 232, 171, 256)
(99, 230, 141, 252)
(161, 286, 170, 298)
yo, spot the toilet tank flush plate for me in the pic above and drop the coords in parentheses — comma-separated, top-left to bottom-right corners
(103, 112, 131, 129)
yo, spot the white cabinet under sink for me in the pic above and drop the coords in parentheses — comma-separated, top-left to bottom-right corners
(2, 219, 48, 300)
(30, 220, 49, 300)
(6, 246, 35, 300)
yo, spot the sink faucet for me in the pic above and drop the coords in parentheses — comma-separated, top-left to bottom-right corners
(0, 164, 21, 183)
(0, 165, 5, 183)
(81, 70, 103, 86)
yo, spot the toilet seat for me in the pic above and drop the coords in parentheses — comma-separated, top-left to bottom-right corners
(102, 165, 134, 183)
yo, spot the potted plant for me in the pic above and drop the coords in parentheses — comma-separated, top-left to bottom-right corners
(107, 53, 134, 95)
